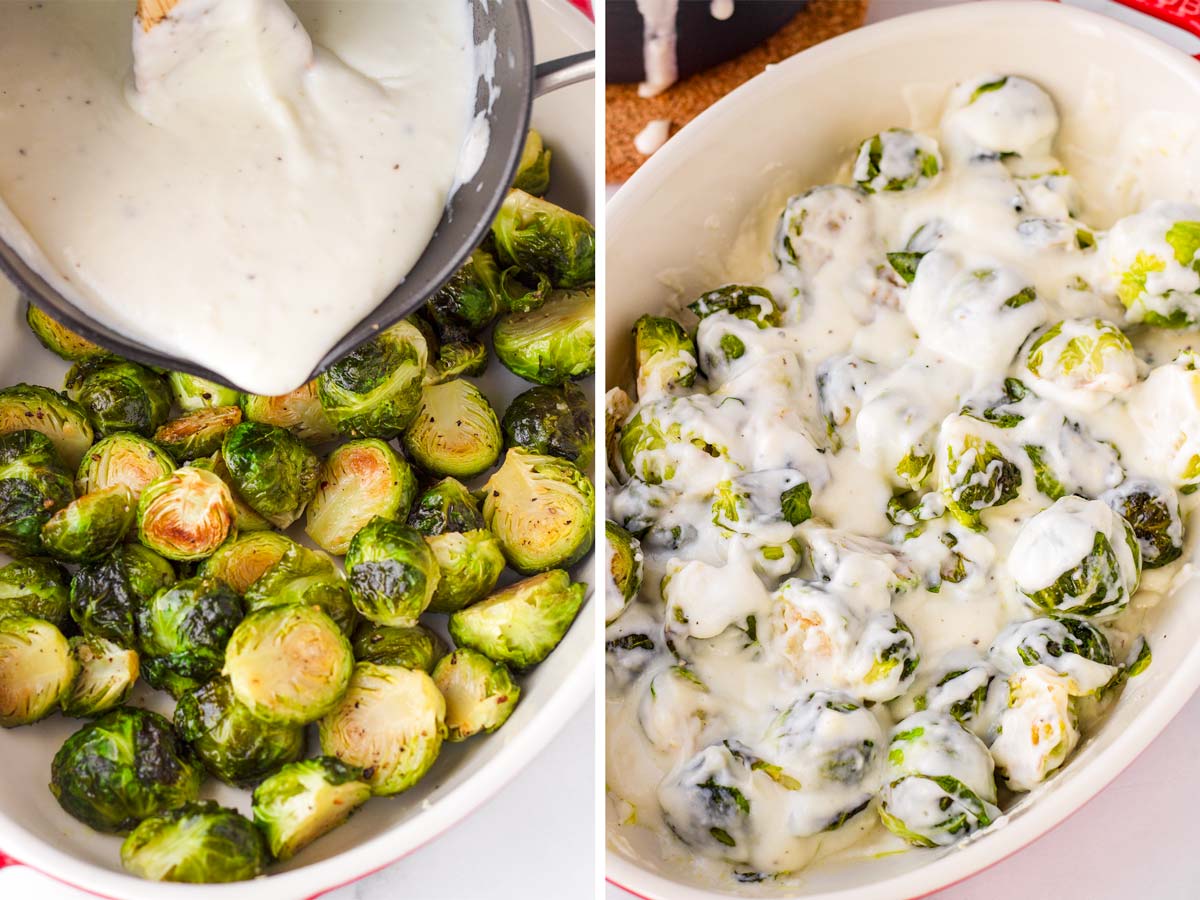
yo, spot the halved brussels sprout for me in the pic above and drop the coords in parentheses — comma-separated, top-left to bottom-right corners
(318, 662, 446, 796)
(492, 189, 595, 288)
(137, 577, 243, 686)
(1100, 203, 1200, 327)
(402, 379, 502, 478)
(166, 373, 241, 412)
(989, 667, 1078, 791)
(304, 438, 418, 555)
(41, 484, 135, 563)
(656, 743, 755, 861)
(251, 756, 372, 860)
(407, 477, 484, 535)
(633, 315, 697, 400)
(67, 360, 172, 438)
(71, 544, 175, 646)
(501, 382, 594, 468)
(0, 557, 71, 626)
(432, 648, 520, 741)
(344, 517, 440, 626)
(137, 466, 235, 561)
(154, 406, 242, 461)
(0, 383, 93, 468)
(426, 529, 506, 614)
(0, 429, 76, 556)
(220, 422, 319, 528)
(174, 677, 305, 785)
(513, 128, 552, 196)
(50, 707, 202, 832)
(430, 340, 490, 383)
(198, 531, 296, 594)
(77, 433, 175, 501)
(937, 424, 1022, 530)
(448, 569, 585, 669)
(120, 801, 267, 883)
(775, 184, 874, 276)
(26, 304, 109, 361)
(62, 636, 139, 718)
(482, 448, 595, 574)
(0, 616, 76, 726)
(989, 617, 1117, 696)
(1021, 319, 1138, 413)
(223, 604, 354, 725)
(942, 74, 1059, 160)
(1102, 479, 1184, 570)
(200, 452, 273, 532)
(605, 521, 643, 625)
(853, 129, 941, 193)
(243, 543, 357, 636)
(240, 380, 338, 445)
(493, 288, 596, 386)
(688, 285, 781, 330)
(351, 622, 447, 672)
(424, 250, 504, 339)
(317, 320, 428, 439)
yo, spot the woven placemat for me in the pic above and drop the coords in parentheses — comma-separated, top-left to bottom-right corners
(606, 0, 869, 182)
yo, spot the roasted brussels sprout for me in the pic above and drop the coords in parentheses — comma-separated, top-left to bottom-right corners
(775, 185, 873, 276)
(26, 304, 108, 361)
(942, 74, 1059, 159)
(317, 320, 428, 439)
(1021, 318, 1137, 414)
(62, 636, 139, 718)
(197, 530, 296, 594)
(402, 379, 503, 478)
(633, 314, 697, 400)
(482, 448, 595, 574)
(936, 421, 1022, 529)
(137, 577, 243, 687)
(688, 284, 781, 330)
(448, 569, 585, 669)
(351, 621, 447, 672)
(0, 557, 70, 626)
(67, 360, 172, 438)
(430, 340, 490, 382)
(223, 604, 354, 725)
(304, 439, 417, 555)
(153, 406, 242, 461)
(137, 466, 235, 561)
(251, 756, 371, 860)
(0, 429, 76, 556)
(989, 617, 1118, 696)
(1100, 203, 1200, 327)
(174, 677, 305, 785)
(240, 380, 337, 445)
(493, 288, 595, 386)
(407, 477, 485, 535)
(605, 520, 643, 625)
(0, 383, 94, 468)
(71, 544, 175, 646)
(426, 529, 506, 613)
(166, 373, 241, 412)
(41, 484, 135, 563)
(243, 543, 357, 636)
(989, 666, 1078, 790)
(501, 381, 594, 467)
(424, 250, 504, 339)
(199, 451, 272, 533)
(77, 433, 175, 500)
(513, 128, 552, 196)
(220, 422, 319, 528)
(1102, 479, 1184, 570)
(50, 707, 202, 832)
(345, 517, 440, 626)
(0, 616, 75, 726)
(492, 189, 595, 288)
(432, 648, 520, 741)
(656, 743, 755, 861)
(318, 662, 446, 795)
(120, 801, 267, 883)
(853, 129, 941, 193)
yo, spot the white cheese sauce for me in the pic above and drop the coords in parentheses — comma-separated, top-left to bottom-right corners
(0, 0, 477, 395)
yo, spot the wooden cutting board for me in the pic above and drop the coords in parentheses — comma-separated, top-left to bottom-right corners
(606, 0, 868, 183)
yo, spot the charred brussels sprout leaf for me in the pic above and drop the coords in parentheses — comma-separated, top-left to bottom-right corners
(402, 379, 503, 479)
(77, 433, 175, 501)
(512, 129, 552, 196)
(154, 406, 242, 461)
(120, 801, 267, 883)
(432, 648, 520, 741)
(221, 422, 319, 528)
(634, 315, 697, 399)
(251, 756, 371, 860)
(317, 321, 428, 439)
(50, 707, 202, 832)
(0, 383, 94, 468)
(26, 304, 109, 362)
(166, 373, 241, 412)
(0, 430, 75, 556)
(426, 529, 506, 614)
(688, 285, 781, 329)
(41, 484, 135, 563)
(62, 636, 139, 718)
(243, 543, 357, 636)
(67, 361, 172, 439)
(501, 382, 594, 467)
(0, 557, 71, 626)
(351, 621, 447, 672)
(492, 189, 595, 288)
(137, 466, 235, 561)
(493, 288, 596, 386)
(407, 477, 484, 536)
(0, 616, 76, 726)
(71, 544, 175, 646)
(198, 531, 296, 594)
(345, 517, 440, 627)
(430, 340, 490, 383)
(240, 380, 337, 445)
(137, 577, 243, 685)
(605, 521, 643, 625)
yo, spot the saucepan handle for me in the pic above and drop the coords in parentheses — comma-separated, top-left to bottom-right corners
(534, 51, 596, 98)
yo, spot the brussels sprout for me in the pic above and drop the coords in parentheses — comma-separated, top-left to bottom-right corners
(41, 484, 135, 563)
(62, 636, 139, 718)
(424, 250, 504, 339)
(1102, 479, 1184, 570)
(433, 341, 490, 384)
(605, 521, 643, 625)
(166, 373, 241, 412)
(432, 648, 520, 741)
(501, 382, 594, 467)
(351, 622, 447, 671)
(50, 707, 202, 832)
(251, 756, 371, 860)
(407, 477, 484, 535)
(174, 677, 305, 785)
(198, 531, 296, 594)
(0, 429, 76, 556)
(492, 189, 595, 287)
(482, 449, 595, 574)
(448, 569, 585, 669)
(243, 543, 357, 636)
(775, 185, 874, 276)
(220, 422, 319, 529)
(66, 360, 172, 438)
(0, 557, 70, 626)
(137, 577, 243, 686)
(657, 743, 755, 859)
(240, 381, 337, 445)
(1021, 319, 1138, 413)
(1100, 203, 1200, 327)
(317, 320, 428, 439)
(493, 288, 595, 386)
(425, 530, 506, 614)
(633, 315, 697, 399)
(943, 74, 1059, 159)
(853, 129, 941, 193)
(615, 396, 727, 487)
(398, 380, 501, 480)
(904, 663, 997, 738)
(120, 801, 267, 883)
(345, 518, 439, 626)
(77, 433, 175, 501)
(0, 616, 76, 726)
(137, 466, 235, 561)
(223, 604, 354, 725)
(318, 662, 446, 795)
(303, 439, 417, 555)
(937, 425, 1022, 530)
(198, 452, 273, 533)
(879, 712, 998, 847)
(0, 384, 94, 469)
(513, 128, 552, 195)
(989, 617, 1117, 696)
(26, 304, 109, 361)
(1010, 495, 1141, 618)
(153, 406, 241, 461)
(989, 667, 1079, 790)
(688, 285, 781, 330)
(71, 544, 175, 646)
